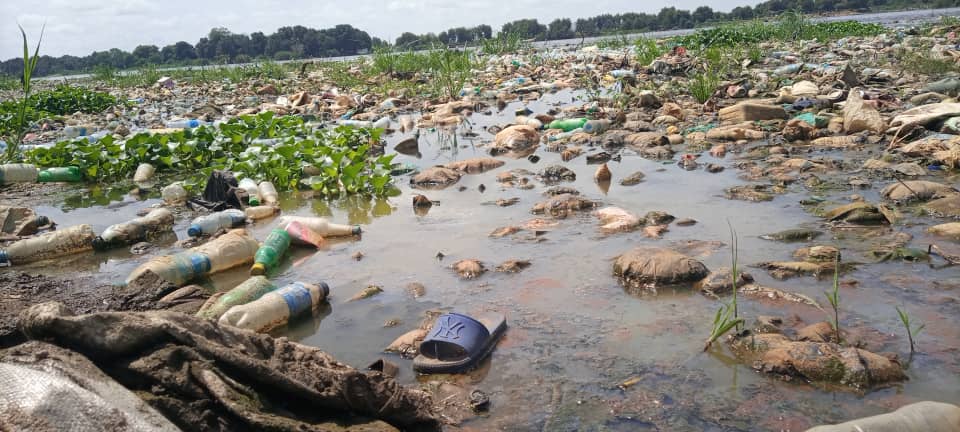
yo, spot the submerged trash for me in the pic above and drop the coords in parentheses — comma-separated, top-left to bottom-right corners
(277, 216, 360, 237)
(187, 209, 247, 237)
(220, 281, 329, 332)
(93, 208, 175, 251)
(196, 276, 276, 320)
(126, 229, 260, 286)
(0, 224, 95, 266)
(251, 228, 291, 275)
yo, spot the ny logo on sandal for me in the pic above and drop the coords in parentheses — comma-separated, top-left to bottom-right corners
(433, 316, 465, 339)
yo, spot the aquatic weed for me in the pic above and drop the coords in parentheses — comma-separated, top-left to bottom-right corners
(634, 37, 665, 67)
(895, 306, 925, 356)
(689, 69, 719, 104)
(2, 24, 44, 163)
(824, 255, 842, 344)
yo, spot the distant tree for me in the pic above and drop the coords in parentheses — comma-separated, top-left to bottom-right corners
(500, 19, 547, 39)
(547, 18, 575, 40)
(132, 45, 161, 66)
(692, 6, 715, 23)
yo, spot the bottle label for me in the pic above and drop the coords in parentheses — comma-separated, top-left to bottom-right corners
(279, 282, 313, 316)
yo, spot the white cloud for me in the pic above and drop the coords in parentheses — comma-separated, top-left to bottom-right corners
(1, 0, 759, 59)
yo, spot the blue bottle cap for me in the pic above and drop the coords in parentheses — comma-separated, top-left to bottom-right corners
(187, 224, 202, 237)
(319, 281, 330, 297)
(0, 250, 8, 265)
(351, 225, 362, 235)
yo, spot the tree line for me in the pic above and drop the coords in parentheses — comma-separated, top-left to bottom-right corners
(2, 0, 958, 78)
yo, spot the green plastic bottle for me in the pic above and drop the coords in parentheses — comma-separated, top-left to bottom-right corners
(547, 118, 588, 132)
(37, 166, 82, 183)
(196, 276, 277, 320)
(250, 228, 291, 275)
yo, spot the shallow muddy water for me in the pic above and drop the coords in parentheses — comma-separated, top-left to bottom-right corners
(12, 89, 960, 430)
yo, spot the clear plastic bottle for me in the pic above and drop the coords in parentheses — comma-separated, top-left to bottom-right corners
(165, 119, 204, 129)
(187, 209, 247, 237)
(250, 228, 291, 275)
(276, 216, 361, 237)
(219, 281, 330, 333)
(257, 181, 278, 205)
(238, 178, 260, 205)
(245, 205, 279, 220)
(339, 120, 372, 128)
(125, 229, 259, 285)
(372, 117, 391, 129)
(515, 116, 543, 129)
(37, 166, 82, 183)
(0, 164, 39, 183)
(196, 276, 276, 320)
(0, 224, 95, 266)
(92, 208, 175, 251)
(583, 119, 611, 134)
(63, 125, 92, 139)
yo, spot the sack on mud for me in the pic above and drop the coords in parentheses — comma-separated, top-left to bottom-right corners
(806, 401, 960, 432)
(0, 341, 179, 432)
(17, 302, 440, 431)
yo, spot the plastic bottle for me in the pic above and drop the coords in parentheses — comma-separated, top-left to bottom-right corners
(187, 209, 246, 237)
(133, 163, 156, 183)
(37, 166, 82, 183)
(583, 119, 611, 134)
(165, 119, 204, 129)
(250, 228, 291, 275)
(161, 182, 188, 204)
(548, 118, 588, 132)
(284, 221, 326, 248)
(276, 216, 361, 237)
(238, 178, 260, 205)
(610, 69, 636, 78)
(258, 181, 278, 205)
(339, 119, 372, 128)
(219, 281, 330, 333)
(515, 116, 543, 129)
(196, 276, 277, 320)
(372, 117, 391, 130)
(125, 229, 260, 285)
(0, 164, 39, 184)
(0, 224, 95, 266)
(245, 205, 279, 220)
(63, 125, 92, 139)
(92, 208, 175, 251)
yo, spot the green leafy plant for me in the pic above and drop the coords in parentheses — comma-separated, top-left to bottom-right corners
(29, 85, 119, 115)
(689, 69, 719, 104)
(825, 255, 842, 344)
(480, 32, 528, 55)
(634, 37, 665, 67)
(895, 306, 925, 354)
(3, 24, 44, 163)
(26, 111, 396, 197)
(704, 301, 744, 352)
(728, 222, 741, 329)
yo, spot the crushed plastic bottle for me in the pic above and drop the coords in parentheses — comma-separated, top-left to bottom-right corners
(244, 205, 279, 220)
(126, 229, 260, 285)
(187, 209, 246, 237)
(0, 224, 95, 266)
(257, 181, 278, 205)
(250, 228, 291, 275)
(196, 276, 277, 320)
(238, 178, 260, 205)
(609, 69, 636, 78)
(515, 116, 543, 129)
(37, 167, 82, 183)
(92, 208, 175, 251)
(276, 216, 360, 237)
(372, 117, 391, 130)
(219, 281, 330, 333)
(284, 221, 326, 248)
(0, 164, 39, 184)
(339, 119, 372, 128)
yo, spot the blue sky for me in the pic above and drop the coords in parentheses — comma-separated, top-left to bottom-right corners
(1, 0, 758, 59)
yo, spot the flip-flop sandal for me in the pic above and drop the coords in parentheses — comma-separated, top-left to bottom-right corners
(413, 312, 507, 374)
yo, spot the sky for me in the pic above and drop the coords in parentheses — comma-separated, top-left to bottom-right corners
(1, 0, 760, 59)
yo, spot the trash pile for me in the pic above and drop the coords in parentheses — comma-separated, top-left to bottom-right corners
(4, 13, 960, 431)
